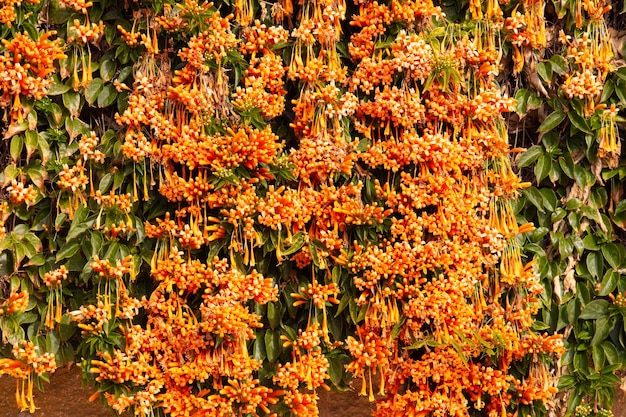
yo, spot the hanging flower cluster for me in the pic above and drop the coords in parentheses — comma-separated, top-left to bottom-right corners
(0, 341, 56, 413)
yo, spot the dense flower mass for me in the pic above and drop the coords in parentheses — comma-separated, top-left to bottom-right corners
(0, 31, 65, 122)
(4, 0, 622, 415)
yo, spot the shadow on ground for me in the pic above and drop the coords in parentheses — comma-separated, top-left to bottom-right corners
(1, 367, 624, 417)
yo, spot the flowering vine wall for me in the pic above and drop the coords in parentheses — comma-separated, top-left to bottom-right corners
(0, 0, 624, 416)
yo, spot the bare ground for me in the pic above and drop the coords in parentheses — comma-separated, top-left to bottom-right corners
(0, 367, 624, 417)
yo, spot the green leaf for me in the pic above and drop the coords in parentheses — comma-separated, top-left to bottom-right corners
(65, 117, 90, 141)
(62, 90, 82, 118)
(565, 198, 582, 210)
(85, 78, 104, 105)
(536, 61, 553, 83)
(586, 251, 603, 279)
(515, 89, 530, 114)
(267, 302, 281, 330)
(598, 270, 619, 296)
(601, 341, 619, 365)
(48, 75, 71, 96)
(591, 317, 612, 347)
(45, 331, 61, 354)
(328, 355, 344, 385)
(538, 111, 566, 133)
(280, 232, 304, 257)
(527, 93, 543, 110)
(335, 294, 350, 317)
(589, 188, 608, 209)
(2, 164, 19, 187)
(97, 84, 118, 108)
(558, 374, 577, 390)
(539, 188, 558, 212)
(601, 243, 623, 269)
(117, 66, 133, 83)
(517, 145, 543, 168)
(100, 58, 117, 82)
(56, 241, 80, 262)
(98, 173, 114, 194)
(582, 234, 599, 250)
(67, 206, 91, 241)
(59, 315, 77, 342)
(264, 329, 280, 363)
(568, 111, 592, 134)
(573, 165, 590, 188)
(10, 135, 24, 161)
(26, 165, 48, 190)
(253, 331, 266, 362)
(558, 238, 574, 260)
(579, 300, 609, 320)
(591, 344, 605, 369)
(24, 130, 38, 162)
(549, 55, 568, 75)
(25, 253, 46, 267)
(523, 187, 545, 212)
(615, 80, 626, 104)
(601, 79, 615, 103)
(37, 133, 51, 164)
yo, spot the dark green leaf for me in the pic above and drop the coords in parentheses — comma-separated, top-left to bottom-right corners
(85, 78, 104, 105)
(516, 145, 543, 168)
(586, 251, 603, 279)
(97, 84, 118, 108)
(592, 344, 605, 369)
(523, 187, 545, 212)
(539, 188, 558, 212)
(598, 270, 619, 296)
(44, 332, 60, 356)
(601, 341, 619, 364)
(62, 90, 82, 118)
(253, 331, 266, 362)
(579, 299, 609, 320)
(591, 317, 612, 347)
(601, 243, 623, 269)
(568, 111, 592, 134)
(549, 55, 568, 75)
(267, 302, 281, 330)
(538, 111, 566, 133)
(100, 59, 117, 82)
(48, 75, 70, 96)
(515, 89, 530, 114)
(56, 241, 80, 262)
(601, 79, 615, 103)
(264, 329, 280, 363)
(536, 62, 553, 83)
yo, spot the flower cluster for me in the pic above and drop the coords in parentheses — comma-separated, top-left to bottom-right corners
(337, 1, 563, 415)
(0, 0, 576, 414)
(0, 341, 56, 413)
(6, 180, 38, 206)
(0, 290, 28, 317)
(0, 31, 66, 122)
(0, 0, 39, 25)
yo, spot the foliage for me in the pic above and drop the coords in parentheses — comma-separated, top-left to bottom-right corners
(510, 0, 626, 414)
(0, 0, 621, 416)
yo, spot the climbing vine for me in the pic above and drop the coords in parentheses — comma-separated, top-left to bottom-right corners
(0, 0, 623, 416)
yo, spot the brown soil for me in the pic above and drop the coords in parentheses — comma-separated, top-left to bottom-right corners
(0, 366, 374, 417)
(0, 366, 111, 417)
(1, 367, 624, 417)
